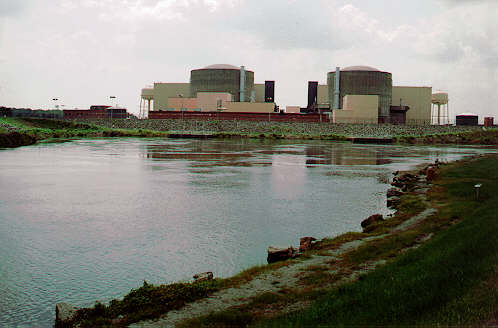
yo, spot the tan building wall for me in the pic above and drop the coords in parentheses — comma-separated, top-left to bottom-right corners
(197, 92, 232, 111)
(167, 97, 198, 110)
(224, 102, 274, 113)
(286, 106, 300, 113)
(254, 84, 265, 103)
(317, 84, 328, 104)
(153, 83, 190, 111)
(392, 86, 432, 125)
(333, 95, 378, 123)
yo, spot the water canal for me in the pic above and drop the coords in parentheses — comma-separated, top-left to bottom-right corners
(0, 138, 495, 326)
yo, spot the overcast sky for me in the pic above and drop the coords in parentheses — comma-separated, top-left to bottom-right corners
(1, 0, 497, 119)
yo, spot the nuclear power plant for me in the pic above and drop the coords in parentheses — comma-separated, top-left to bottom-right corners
(140, 64, 447, 125)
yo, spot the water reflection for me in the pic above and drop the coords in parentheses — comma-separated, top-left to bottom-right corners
(1, 138, 495, 327)
(145, 140, 396, 169)
(304, 145, 393, 166)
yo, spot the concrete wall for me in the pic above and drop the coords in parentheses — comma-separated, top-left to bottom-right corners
(317, 84, 328, 104)
(153, 83, 190, 111)
(392, 86, 432, 125)
(254, 84, 265, 103)
(333, 95, 378, 123)
(224, 102, 274, 113)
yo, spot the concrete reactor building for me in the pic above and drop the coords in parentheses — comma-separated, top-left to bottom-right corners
(141, 63, 443, 125)
(306, 65, 436, 125)
(140, 64, 275, 116)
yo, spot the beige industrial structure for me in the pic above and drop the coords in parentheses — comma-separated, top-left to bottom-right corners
(141, 64, 441, 125)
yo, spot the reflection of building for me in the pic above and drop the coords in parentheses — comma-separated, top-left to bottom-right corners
(140, 64, 275, 117)
(304, 144, 392, 166)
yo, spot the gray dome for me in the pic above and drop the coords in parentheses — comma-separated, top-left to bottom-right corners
(201, 64, 240, 70)
(341, 65, 380, 72)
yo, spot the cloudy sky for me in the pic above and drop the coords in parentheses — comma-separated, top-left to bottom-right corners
(1, 0, 497, 120)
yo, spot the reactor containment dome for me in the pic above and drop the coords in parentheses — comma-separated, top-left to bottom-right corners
(190, 64, 255, 102)
(327, 65, 393, 122)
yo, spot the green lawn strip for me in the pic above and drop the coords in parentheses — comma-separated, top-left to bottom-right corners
(177, 290, 323, 328)
(393, 129, 498, 144)
(66, 280, 224, 327)
(256, 155, 498, 327)
(67, 260, 297, 327)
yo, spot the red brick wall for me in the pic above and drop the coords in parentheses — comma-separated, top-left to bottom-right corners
(148, 111, 330, 123)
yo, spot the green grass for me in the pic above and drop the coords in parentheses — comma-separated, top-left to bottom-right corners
(393, 129, 498, 145)
(64, 280, 225, 327)
(0, 118, 169, 148)
(257, 155, 498, 327)
(66, 258, 296, 327)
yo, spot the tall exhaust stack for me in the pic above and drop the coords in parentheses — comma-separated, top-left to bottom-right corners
(240, 66, 246, 102)
(333, 67, 340, 109)
(265, 80, 275, 102)
(307, 81, 318, 111)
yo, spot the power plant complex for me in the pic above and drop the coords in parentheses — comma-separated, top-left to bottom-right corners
(140, 64, 450, 125)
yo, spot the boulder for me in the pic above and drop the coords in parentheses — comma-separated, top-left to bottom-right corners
(55, 303, 78, 325)
(299, 237, 317, 252)
(386, 187, 403, 198)
(426, 166, 436, 181)
(387, 197, 400, 208)
(361, 214, 384, 230)
(267, 246, 297, 264)
(193, 272, 214, 282)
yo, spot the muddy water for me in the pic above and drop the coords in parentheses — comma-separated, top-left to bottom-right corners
(0, 138, 494, 326)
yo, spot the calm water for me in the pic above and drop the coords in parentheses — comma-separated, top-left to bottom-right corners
(0, 138, 495, 327)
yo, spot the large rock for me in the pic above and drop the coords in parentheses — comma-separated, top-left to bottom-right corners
(267, 246, 297, 264)
(387, 197, 400, 208)
(299, 237, 317, 252)
(426, 166, 436, 181)
(386, 187, 403, 198)
(55, 302, 78, 325)
(193, 272, 214, 282)
(361, 214, 384, 231)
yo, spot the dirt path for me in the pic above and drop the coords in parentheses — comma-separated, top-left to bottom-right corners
(131, 169, 437, 328)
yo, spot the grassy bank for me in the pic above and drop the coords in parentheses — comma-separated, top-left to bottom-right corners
(2, 118, 497, 147)
(0, 118, 168, 148)
(392, 129, 498, 144)
(255, 155, 498, 327)
(62, 156, 497, 327)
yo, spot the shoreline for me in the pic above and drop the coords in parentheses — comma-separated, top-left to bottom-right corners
(1, 118, 497, 150)
(57, 156, 473, 327)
